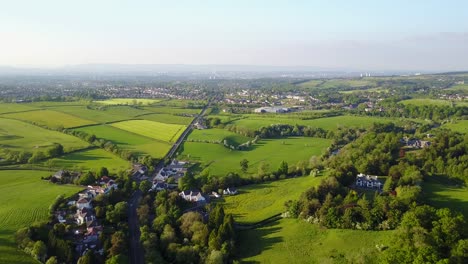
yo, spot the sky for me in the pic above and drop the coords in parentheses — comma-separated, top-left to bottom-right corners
(1, 0, 468, 71)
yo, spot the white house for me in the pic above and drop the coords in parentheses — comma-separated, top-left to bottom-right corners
(179, 190, 206, 202)
(223, 187, 238, 195)
(355, 173, 383, 190)
(77, 198, 91, 209)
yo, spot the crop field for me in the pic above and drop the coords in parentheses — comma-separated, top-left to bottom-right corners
(239, 218, 394, 264)
(445, 84, 468, 91)
(140, 113, 194, 125)
(46, 148, 130, 173)
(299, 78, 376, 89)
(423, 180, 468, 223)
(142, 106, 202, 115)
(2, 110, 96, 129)
(49, 105, 153, 123)
(400, 98, 456, 106)
(94, 98, 162, 105)
(0, 170, 81, 264)
(178, 137, 331, 176)
(297, 79, 324, 88)
(111, 120, 185, 143)
(0, 118, 89, 153)
(74, 125, 172, 158)
(188, 129, 251, 145)
(0, 103, 38, 114)
(442, 120, 468, 133)
(223, 175, 323, 223)
(229, 115, 398, 131)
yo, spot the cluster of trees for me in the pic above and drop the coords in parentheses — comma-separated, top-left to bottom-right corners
(1, 143, 64, 164)
(137, 190, 236, 263)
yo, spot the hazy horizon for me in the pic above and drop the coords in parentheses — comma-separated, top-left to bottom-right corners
(2, 0, 468, 71)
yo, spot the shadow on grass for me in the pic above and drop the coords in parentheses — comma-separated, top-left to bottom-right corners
(423, 176, 468, 220)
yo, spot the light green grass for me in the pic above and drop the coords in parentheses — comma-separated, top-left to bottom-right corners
(142, 106, 202, 115)
(188, 129, 251, 145)
(297, 79, 324, 88)
(111, 120, 185, 143)
(178, 137, 331, 176)
(0, 103, 38, 114)
(94, 98, 162, 105)
(50, 105, 153, 123)
(74, 125, 171, 158)
(2, 110, 96, 129)
(442, 120, 468, 133)
(0, 170, 82, 264)
(239, 218, 394, 264)
(46, 148, 130, 173)
(400, 98, 468, 107)
(140, 113, 194, 125)
(223, 176, 323, 223)
(0, 118, 89, 153)
(423, 180, 468, 222)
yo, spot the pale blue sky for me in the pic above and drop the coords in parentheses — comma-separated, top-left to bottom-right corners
(1, 0, 468, 70)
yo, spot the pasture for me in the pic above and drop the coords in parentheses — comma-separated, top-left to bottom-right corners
(2, 110, 96, 129)
(142, 106, 202, 115)
(400, 98, 456, 106)
(188, 128, 251, 145)
(178, 137, 331, 176)
(442, 120, 468, 133)
(74, 125, 172, 158)
(46, 148, 130, 173)
(223, 175, 323, 223)
(0, 170, 81, 264)
(0, 103, 37, 114)
(111, 120, 185, 143)
(0, 118, 89, 153)
(49, 105, 153, 123)
(140, 113, 194, 125)
(94, 98, 162, 105)
(239, 218, 394, 264)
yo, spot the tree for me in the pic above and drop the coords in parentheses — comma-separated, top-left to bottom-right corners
(79, 171, 96, 185)
(206, 250, 224, 264)
(32, 240, 47, 262)
(108, 231, 126, 257)
(105, 254, 128, 264)
(278, 161, 288, 176)
(139, 180, 151, 193)
(98, 167, 109, 177)
(77, 250, 94, 264)
(45, 256, 58, 264)
(240, 159, 249, 173)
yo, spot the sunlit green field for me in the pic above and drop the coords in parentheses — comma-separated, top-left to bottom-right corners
(401, 98, 468, 107)
(74, 125, 172, 158)
(188, 128, 251, 145)
(0, 170, 81, 264)
(423, 180, 468, 223)
(111, 120, 185, 143)
(442, 120, 468, 133)
(223, 175, 323, 223)
(0, 103, 38, 114)
(2, 110, 96, 129)
(49, 105, 153, 123)
(178, 137, 331, 176)
(140, 113, 194, 125)
(0, 118, 89, 153)
(94, 98, 162, 105)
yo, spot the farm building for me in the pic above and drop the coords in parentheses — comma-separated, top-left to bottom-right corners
(179, 190, 206, 203)
(355, 173, 383, 190)
(254, 106, 290, 113)
(223, 187, 238, 195)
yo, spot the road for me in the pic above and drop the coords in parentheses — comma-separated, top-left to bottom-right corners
(127, 99, 212, 264)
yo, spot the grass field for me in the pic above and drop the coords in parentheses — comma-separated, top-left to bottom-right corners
(223, 175, 323, 223)
(49, 105, 153, 123)
(230, 115, 398, 131)
(140, 113, 194, 125)
(188, 129, 251, 145)
(0, 118, 89, 153)
(74, 125, 172, 158)
(239, 218, 394, 264)
(46, 148, 130, 173)
(442, 120, 468, 133)
(0, 170, 81, 264)
(2, 110, 96, 129)
(0, 103, 38, 114)
(111, 120, 185, 143)
(178, 137, 331, 176)
(94, 98, 162, 105)
(297, 79, 324, 88)
(400, 98, 468, 107)
(142, 106, 202, 115)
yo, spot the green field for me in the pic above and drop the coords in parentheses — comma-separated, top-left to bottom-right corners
(94, 98, 162, 105)
(2, 110, 96, 129)
(400, 98, 468, 107)
(299, 78, 375, 89)
(223, 175, 323, 223)
(0, 118, 89, 153)
(423, 180, 468, 222)
(49, 105, 153, 123)
(188, 129, 251, 145)
(0, 103, 38, 114)
(142, 106, 202, 115)
(0, 170, 81, 264)
(74, 125, 172, 158)
(442, 120, 468, 133)
(140, 113, 194, 125)
(239, 218, 394, 264)
(46, 148, 130, 173)
(178, 137, 331, 176)
(111, 120, 185, 143)
(230, 115, 398, 131)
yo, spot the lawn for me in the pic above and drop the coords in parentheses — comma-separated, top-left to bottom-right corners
(0, 103, 38, 114)
(74, 125, 172, 158)
(94, 98, 162, 105)
(2, 110, 96, 129)
(140, 113, 194, 125)
(50, 105, 153, 123)
(442, 120, 468, 133)
(178, 137, 331, 177)
(223, 175, 323, 223)
(111, 120, 186, 143)
(239, 218, 394, 264)
(188, 129, 251, 145)
(0, 118, 90, 153)
(0, 170, 82, 264)
(45, 148, 130, 173)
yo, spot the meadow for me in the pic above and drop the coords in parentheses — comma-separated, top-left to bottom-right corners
(178, 137, 331, 176)
(0, 103, 38, 114)
(48, 105, 153, 123)
(400, 98, 460, 106)
(0, 170, 82, 264)
(74, 125, 172, 158)
(188, 128, 251, 145)
(299, 78, 375, 89)
(139, 113, 194, 125)
(142, 106, 202, 115)
(442, 120, 468, 133)
(0, 118, 89, 153)
(2, 110, 96, 129)
(111, 120, 186, 143)
(223, 175, 323, 223)
(94, 98, 162, 105)
(45, 148, 130, 173)
(239, 218, 394, 264)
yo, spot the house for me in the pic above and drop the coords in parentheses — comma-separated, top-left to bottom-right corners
(179, 190, 206, 202)
(55, 211, 67, 223)
(254, 106, 290, 113)
(99, 176, 111, 185)
(53, 170, 68, 180)
(105, 180, 119, 192)
(151, 182, 169, 191)
(194, 120, 207, 130)
(75, 208, 93, 225)
(77, 198, 91, 209)
(355, 173, 383, 190)
(223, 187, 238, 195)
(400, 138, 432, 149)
